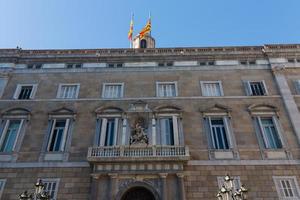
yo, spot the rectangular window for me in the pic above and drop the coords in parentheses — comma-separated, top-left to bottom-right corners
(57, 84, 80, 99)
(13, 84, 37, 100)
(159, 118, 174, 145)
(98, 118, 119, 146)
(246, 81, 267, 96)
(156, 82, 177, 97)
(274, 176, 300, 199)
(0, 179, 6, 199)
(102, 83, 124, 99)
(208, 118, 229, 149)
(294, 80, 300, 94)
(258, 117, 282, 149)
(0, 120, 23, 152)
(47, 119, 70, 152)
(41, 179, 59, 200)
(200, 81, 223, 96)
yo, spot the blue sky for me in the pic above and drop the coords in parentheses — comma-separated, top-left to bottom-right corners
(0, 0, 300, 49)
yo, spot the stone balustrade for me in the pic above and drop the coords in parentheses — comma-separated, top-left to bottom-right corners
(87, 145, 190, 162)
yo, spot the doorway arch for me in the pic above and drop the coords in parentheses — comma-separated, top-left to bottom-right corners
(116, 181, 160, 200)
(121, 186, 155, 200)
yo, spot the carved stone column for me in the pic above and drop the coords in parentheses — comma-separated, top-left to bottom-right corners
(109, 173, 118, 200)
(91, 174, 100, 200)
(159, 173, 168, 200)
(177, 173, 186, 200)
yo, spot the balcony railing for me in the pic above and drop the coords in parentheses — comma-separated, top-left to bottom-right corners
(87, 145, 190, 162)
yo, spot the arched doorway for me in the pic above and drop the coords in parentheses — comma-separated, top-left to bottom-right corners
(121, 186, 155, 200)
(140, 39, 147, 48)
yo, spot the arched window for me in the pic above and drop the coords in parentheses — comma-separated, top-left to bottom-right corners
(140, 39, 147, 48)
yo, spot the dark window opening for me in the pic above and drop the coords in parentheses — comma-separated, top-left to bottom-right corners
(140, 39, 147, 49)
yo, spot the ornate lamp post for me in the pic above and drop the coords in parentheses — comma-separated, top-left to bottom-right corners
(216, 175, 248, 200)
(19, 179, 50, 200)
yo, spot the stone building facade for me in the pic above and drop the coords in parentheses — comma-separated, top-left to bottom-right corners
(0, 39, 300, 199)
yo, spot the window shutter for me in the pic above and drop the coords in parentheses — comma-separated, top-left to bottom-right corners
(177, 117, 184, 145)
(60, 119, 70, 151)
(256, 117, 270, 148)
(272, 116, 284, 148)
(262, 80, 268, 95)
(30, 84, 38, 99)
(113, 118, 119, 145)
(294, 80, 300, 94)
(13, 85, 21, 99)
(204, 117, 214, 149)
(223, 116, 233, 148)
(243, 81, 252, 96)
(94, 119, 102, 146)
(47, 119, 56, 151)
(172, 115, 179, 145)
(99, 118, 107, 146)
(121, 118, 127, 145)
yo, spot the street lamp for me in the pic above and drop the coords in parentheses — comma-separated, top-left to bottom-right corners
(216, 175, 248, 200)
(19, 179, 50, 200)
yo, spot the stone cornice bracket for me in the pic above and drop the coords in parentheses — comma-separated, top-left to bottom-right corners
(176, 173, 185, 178)
(90, 174, 101, 179)
(108, 173, 118, 179)
(271, 64, 286, 74)
(158, 173, 168, 179)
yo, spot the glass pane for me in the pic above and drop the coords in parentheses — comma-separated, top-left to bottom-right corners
(210, 118, 229, 149)
(49, 120, 66, 151)
(0, 120, 21, 152)
(18, 86, 33, 99)
(160, 118, 174, 145)
(261, 118, 282, 149)
(105, 119, 115, 146)
(203, 83, 221, 96)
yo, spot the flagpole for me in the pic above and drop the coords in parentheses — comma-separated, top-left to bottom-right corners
(149, 11, 151, 36)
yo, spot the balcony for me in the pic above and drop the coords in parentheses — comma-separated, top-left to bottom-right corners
(87, 145, 190, 162)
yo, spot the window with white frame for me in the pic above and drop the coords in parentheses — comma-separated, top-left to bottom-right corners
(244, 81, 268, 96)
(294, 80, 300, 94)
(41, 178, 59, 200)
(208, 117, 230, 149)
(0, 179, 6, 199)
(157, 115, 180, 146)
(96, 117, 120, 146)
(56, 84, 80, 99)
(203, 115, 234, 150)
(217, 176, 241, 192)
(256, 116, 283, 149)
(156, 82, 177, 97)
(102, 83, 124, 99)
(200, 81, 223, 96)
(273, 176, 300, 199)
(13, 84, 37, 99)
(0, 119, 24, 152)
(47, 119, 71, 152)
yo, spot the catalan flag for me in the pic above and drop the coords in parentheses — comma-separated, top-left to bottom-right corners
(128, 15, 134, 41)
(139, 18, 151, 39)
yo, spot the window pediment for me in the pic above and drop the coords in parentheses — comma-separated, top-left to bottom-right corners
(48, 107, 76, 119)
(201, 104, 231, 117)
(248, 104, 279, 116)
(153, 104, 182, 114)
(1, 107, 31, 119)
(95, 106, 124, 118)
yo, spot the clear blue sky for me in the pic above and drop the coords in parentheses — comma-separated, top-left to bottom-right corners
(0, 0, 300, 49)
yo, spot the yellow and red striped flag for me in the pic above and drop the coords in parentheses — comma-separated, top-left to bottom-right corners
(128, 15, 134, 41)
(139, 18, 151, 39)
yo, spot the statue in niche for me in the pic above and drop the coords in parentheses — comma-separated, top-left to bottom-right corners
(130, 118, 149, 146)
